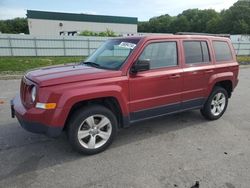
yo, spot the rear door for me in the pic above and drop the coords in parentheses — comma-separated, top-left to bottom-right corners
(128, 40, 183, 121)
(181, 40, 215, 107)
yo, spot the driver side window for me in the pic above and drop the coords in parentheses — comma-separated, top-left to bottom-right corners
(138, 41, 178, 69)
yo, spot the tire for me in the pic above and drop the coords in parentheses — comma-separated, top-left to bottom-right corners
(200, 86, 228, 120)
(67, 105, 118, 155)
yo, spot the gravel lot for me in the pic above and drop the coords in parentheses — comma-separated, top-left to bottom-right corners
(0, 67, 250, 188)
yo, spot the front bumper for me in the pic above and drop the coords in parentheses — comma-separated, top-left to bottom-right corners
(11, 95, 63, 137)
(15, 113, 62, 137)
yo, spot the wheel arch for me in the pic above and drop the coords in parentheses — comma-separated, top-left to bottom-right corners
(208, 72, 234, 98)
(64, 96, 128, 131)
(214, 80, 233, 98)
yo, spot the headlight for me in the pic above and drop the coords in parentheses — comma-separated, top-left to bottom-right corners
(31, 86, 36, 102)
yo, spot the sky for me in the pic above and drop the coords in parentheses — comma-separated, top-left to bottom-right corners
(0, 0, 238, 21)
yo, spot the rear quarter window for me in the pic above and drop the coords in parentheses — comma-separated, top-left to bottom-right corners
(213, 41, 233, 62)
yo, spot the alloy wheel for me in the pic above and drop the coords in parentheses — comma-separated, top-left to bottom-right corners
(210, 92, 226, 116)
(77, 115, 112, 149)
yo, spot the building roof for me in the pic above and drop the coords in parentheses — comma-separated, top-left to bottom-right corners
(27, 10, 138, 25)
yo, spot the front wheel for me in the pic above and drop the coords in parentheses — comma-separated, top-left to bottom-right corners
(201, 86, 228, 120)
(67, 105, 118, 155)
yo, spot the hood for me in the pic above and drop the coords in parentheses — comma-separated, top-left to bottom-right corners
(25, 63, 122, 87)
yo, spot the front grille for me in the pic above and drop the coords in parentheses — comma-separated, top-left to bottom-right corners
(20, 76, 34, 108)
(20, 77, 26, 103)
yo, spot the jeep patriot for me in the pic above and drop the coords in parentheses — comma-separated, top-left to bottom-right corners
(11, 34, 239, 154)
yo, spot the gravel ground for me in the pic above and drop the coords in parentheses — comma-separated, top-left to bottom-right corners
(0, 67, 250, 188)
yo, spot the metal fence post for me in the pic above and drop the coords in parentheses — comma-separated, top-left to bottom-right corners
(63, 37, 66, 56)
(87, 38, 90, 55)
(8, 36, 13, 56)
(237, 42, 241, 56)
(34, 37, 38, 56)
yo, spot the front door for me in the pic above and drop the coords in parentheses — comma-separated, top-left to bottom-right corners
(128, 40, 183, 121)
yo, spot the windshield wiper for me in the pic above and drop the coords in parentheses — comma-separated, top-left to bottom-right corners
(82, 61, 101, 68)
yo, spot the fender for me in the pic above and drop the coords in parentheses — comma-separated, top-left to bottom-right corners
(206, 72, 234, 97)
(54, 84, 129, 126)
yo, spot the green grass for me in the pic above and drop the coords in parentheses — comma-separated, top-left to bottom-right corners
(237, 56, 250, 63)
(0, 56, 84, 75)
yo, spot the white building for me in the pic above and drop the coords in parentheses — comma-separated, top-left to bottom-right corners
(27, 10, 138, 36)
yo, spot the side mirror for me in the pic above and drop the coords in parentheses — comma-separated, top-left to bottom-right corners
(131, 59, 150, 74)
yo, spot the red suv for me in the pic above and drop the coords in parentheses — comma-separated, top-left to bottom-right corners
(11, 34, 239, 154)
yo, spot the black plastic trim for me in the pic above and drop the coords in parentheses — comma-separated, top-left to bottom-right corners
(130, 98, 206, 123)
(122, 116, 130, 128)
(10, 99, 15, 118)
(15, 113, 63, 138)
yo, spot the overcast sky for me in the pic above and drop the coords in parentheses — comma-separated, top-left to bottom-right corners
(0, 0, 238, 21)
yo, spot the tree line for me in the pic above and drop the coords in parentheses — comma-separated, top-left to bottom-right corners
(138, 0, 250, 34)
(79, 29, 117, 37)
(0, 0, 249, 35)
(0, 18, 28, 34)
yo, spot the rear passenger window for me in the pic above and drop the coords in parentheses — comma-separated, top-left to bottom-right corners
(139, 42, 178, 69)
(184, 41, 210, 64)
(213, 41, 233, 62)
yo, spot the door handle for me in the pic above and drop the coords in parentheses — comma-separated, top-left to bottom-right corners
(170, 74, 181, 79)
(205, 70, 214, 73)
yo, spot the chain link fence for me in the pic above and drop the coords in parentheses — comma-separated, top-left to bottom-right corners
(0, 34, 249, 57)
(0, 34, 111, 57)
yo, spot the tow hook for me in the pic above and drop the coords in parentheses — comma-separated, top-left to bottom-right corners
(10, 99, 15, 118)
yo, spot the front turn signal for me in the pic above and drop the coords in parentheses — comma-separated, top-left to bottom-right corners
(36, 102, 57, 109)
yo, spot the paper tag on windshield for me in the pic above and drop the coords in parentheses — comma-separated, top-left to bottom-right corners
(118, 42, 136, 49)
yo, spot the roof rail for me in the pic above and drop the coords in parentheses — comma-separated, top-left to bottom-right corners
(175, 32, 230, 38)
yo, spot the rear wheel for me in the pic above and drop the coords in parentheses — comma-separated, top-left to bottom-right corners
(68, 105, 117, 155)
(201, 86, 228, 120)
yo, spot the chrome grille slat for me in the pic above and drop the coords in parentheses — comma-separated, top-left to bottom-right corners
(20, 76, 33, 108)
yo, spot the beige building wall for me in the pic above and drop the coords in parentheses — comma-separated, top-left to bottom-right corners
(28, 18, 137, 36)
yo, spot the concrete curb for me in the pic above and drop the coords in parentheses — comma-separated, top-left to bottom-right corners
(0, 75, 23, 80)
(239, 62, 250, 65)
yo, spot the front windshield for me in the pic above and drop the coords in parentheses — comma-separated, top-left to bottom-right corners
(84, 38, 140, 70)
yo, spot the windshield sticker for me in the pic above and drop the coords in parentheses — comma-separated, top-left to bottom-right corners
(118, 42, 136, 49)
